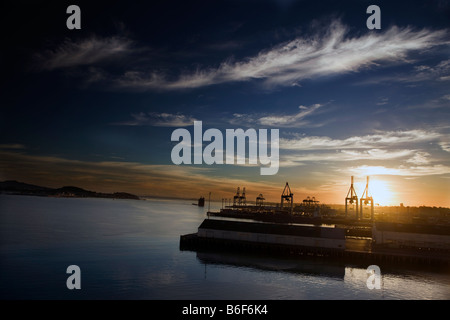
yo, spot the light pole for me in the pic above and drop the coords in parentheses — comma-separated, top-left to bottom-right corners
(208, 192, 211, 212)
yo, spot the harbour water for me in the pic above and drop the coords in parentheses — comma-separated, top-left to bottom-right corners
(0, 194, 449, 300)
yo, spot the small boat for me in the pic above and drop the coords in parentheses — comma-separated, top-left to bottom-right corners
(192, 196, 205, 207)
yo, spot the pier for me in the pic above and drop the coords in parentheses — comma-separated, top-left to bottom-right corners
(180, 233, 450, 267)
(180, 219, 450, 268)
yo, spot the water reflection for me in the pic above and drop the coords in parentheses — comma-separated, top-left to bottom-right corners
(196, 251, 345, 279)
(195, 251, 450, 299)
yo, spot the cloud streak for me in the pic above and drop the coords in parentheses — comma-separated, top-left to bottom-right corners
(280, 130, 442, 150)
(281, 149, 416, 167)
(35, 36, 134, 70)
(114, 112, 197, 127)
(114, 21, 448, 90)
(231, 103, 323, 127)
(0, 144, 26, 150)
(258, 104, 322, 126)
(347, 165, 450, 177)
(278, 130, 450, 173)
(358, 59, 450, 85)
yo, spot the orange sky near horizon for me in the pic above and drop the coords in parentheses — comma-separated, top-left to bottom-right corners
(1, 149, 449, 208)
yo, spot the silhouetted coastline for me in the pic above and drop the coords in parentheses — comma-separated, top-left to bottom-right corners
(0, 180, 140, 200)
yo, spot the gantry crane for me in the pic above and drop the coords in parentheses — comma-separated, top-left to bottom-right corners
(280, 182, 294, 214)
(345, 176, 358, 219)
(360, 176, 374, 220)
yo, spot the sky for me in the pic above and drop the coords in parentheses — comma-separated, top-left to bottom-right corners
(1, 0, 450, 206)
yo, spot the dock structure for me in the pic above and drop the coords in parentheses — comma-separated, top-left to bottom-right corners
(197, 219, 346, 250)
(180, 219, 450, 267)
(372, 222, 450, 251)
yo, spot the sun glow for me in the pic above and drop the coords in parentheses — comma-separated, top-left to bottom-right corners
(354, 178, 394, 206)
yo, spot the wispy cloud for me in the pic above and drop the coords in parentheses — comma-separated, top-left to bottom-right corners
(376, 97, 389, 106)
(278, 130, 450, 172)
(347, 164, 450, 177)
(258, 103, 322, 126)
(405, 152, 431, 165)
(280, 149, 415, 167)
(113, 21, 448, 90)
(357, 59, 450, 86)
(35, 36, 134, 70)
(231, 103, 323, 127)
(412, 59, 450, 82)
(0, 144, 26, 150)
(280, 130, 442, 150)
(440, 142, 450, 152)
(114, 112, 197, 127)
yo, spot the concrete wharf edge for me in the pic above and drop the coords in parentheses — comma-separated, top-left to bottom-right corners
(179, 233, 450, 267)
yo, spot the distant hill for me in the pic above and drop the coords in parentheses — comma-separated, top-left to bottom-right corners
(0, 180, 52, 192)
(0, 180, 140, 200)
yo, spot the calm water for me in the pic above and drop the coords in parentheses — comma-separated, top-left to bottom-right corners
(0, 194, 449, 300)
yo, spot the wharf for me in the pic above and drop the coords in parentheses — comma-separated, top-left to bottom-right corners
(180, 233, 450, 268)
(207, 210, 373, 237)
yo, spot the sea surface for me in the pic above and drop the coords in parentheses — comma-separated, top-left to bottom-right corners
(0, 194, 449, 300)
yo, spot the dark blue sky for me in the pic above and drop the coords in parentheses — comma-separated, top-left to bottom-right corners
(1, 0, 449, 205)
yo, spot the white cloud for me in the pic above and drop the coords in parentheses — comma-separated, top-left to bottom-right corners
(347, 165, 450, 177)
(114, 112, 197, 127)
(376, 97, 389, 106)
(413, 59, 450, 82)
(406, 152, 431, 165)
(114, 21, 448, 90)
(435, 132, 450, 152)
(230, 103, 323, 127)
(439, 141, 450, 152)
(280, 149, 414, 167)
(358, 59, 450, 85)
(36, 36, 134, 70)
(340, 149, 414, 161)
(258, 104, 322, 126)
(278, 130, 450, 173)
(280, 130, 442, 150)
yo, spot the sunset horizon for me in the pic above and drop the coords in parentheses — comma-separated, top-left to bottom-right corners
(1, 174, 448, 208)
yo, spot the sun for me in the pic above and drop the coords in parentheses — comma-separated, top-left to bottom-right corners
(369, 179, 394, 206)
(355, 178, 394, 206)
